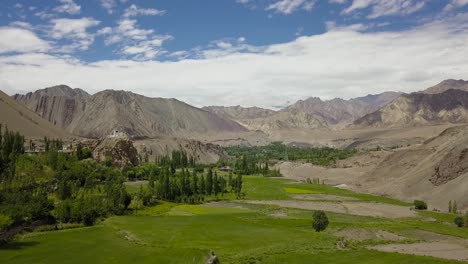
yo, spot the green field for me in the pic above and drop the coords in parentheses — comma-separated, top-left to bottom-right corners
(1, 176, 466, 264)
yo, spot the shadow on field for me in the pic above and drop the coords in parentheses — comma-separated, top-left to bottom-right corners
(0, 241, 39, 250)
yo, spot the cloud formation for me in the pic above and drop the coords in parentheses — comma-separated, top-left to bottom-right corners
(53, 0, 81, 15)
(0, 27, 50, 53)
(266, 0, 316, 14)
(1, 12, 468, 109)
(343, 0, 427, 18)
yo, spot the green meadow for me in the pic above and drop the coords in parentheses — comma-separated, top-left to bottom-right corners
(1, 176, 466, 264)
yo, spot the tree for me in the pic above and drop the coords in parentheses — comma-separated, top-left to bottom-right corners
(200, 175, 206, 195)
(464, 212, 468, 228)
(312, 210, 329, 232)
(206, 168, 213, 195)
(449, 200, 452, 213)
(213, 172, 220, 197)
(452, 201, 458, 214)
(235, 174, 243, 198)
(454, 216, 464, 227)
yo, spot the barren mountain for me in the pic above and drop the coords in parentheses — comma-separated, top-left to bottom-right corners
(360, 125, 468, 211)
(14, 86, 247, 139)
(202, 105, 275, 120)
(422, 79, 468, 94)
(0, 90, 71, 138)
(13, 85, 90, 128)
(238, 110, 328, 133)
(353, 89, 468, 128)
(284, 92, 401, 125)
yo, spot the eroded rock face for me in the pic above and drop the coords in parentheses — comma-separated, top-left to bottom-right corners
(431, 148, 468, 186)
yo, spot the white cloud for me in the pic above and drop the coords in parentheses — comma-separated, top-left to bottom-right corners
(123, 4, 166, 18)
(1, 14, 468, 108)
(9, 21, 33, 30)
(98, 17, 171, 60)
(343, 0, 426, 18)
(329, 0, 347, 3)
(49, 18, 100, 51)
(53, 0, 81, 15)
(444, 0, 468, 12)
(100, 0, 116, 14)
(0, 27, 50, 54)
(266, 0, 316, 14)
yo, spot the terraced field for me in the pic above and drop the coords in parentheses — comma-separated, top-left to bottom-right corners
(1, 176, 467, 263)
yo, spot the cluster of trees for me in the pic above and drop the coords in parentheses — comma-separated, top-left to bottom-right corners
(226, 142, 356, 168)
(0, 126, 132, 243)
(448, 200, 459, 214)
(43, 137, 63, 152)
(130, 165, 244, 205)
(155, 150, 196, 170)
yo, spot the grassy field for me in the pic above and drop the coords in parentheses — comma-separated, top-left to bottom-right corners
(1, 176, 466, 264)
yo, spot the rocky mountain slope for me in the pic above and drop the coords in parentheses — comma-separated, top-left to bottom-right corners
(0, 90, 71, 138)
(285, 92, 401, 125)
(360, 125, 468, 211)
(353, 89, 468, 128)
(202, 105, 275, 120)
(422, 79, 468, 94)
(238, 110, 328, 132)
(14, 86, 247, 139)
(13, 85, 90, 128)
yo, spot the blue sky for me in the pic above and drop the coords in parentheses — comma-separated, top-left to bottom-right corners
(0, 0, 468, 108)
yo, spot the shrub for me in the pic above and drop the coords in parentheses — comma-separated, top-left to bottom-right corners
(0, 214, 13, 231)
(464, 213, 468, 228)
(454, 216, 464, 227)
(312, 210, 329, 232)
(414, 200, 427, 210)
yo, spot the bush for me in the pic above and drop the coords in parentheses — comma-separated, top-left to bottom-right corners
(312, 210, 329, 232)
(0, 214, 13, 231)
(454, 216, 464, 227)
(413, 200, 427, 210)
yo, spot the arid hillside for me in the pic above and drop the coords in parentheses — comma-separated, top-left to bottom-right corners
(360, 125, 468, 211)
(0, 90, 71, 139)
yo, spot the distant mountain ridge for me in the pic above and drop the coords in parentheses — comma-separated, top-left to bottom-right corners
(284, 91, 402, 125)
(422, 79, 468, 94)
(14, 85, 247, 138)
(353, 89, 468, 128)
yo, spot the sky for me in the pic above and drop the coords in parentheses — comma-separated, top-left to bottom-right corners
(0, 0, 468, 109)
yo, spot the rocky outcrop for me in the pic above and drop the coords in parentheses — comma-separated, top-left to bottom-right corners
(431, 148, 468, 186)
(93, 137, 140, 167)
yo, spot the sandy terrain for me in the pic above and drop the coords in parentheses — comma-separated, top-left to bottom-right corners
(243, 200, 416, 218)
(370, 242, 468, 261)
(277, 150, 391, 189)
(264, 125, 455, 149)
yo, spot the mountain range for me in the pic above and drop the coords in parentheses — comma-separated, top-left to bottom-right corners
(14, 85, 246, 139)
(9, 79, 468, 139)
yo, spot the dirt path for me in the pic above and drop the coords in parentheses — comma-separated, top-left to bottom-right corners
(369, 242, 468, 261)
(242, 200, 416, 218)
